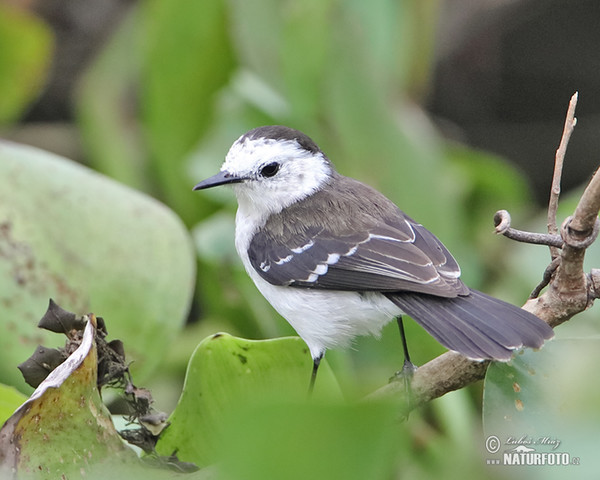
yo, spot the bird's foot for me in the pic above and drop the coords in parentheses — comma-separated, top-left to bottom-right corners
(390, 358, 418, 386)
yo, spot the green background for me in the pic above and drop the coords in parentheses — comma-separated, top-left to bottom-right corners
(1, 1, 599, 478)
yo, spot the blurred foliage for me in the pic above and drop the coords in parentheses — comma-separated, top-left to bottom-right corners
(1, 0, 598, 477)
(218, 401, 401, 480)
(0, 141, 194, 393)
(0, 4, 53, 125)
(484, 340, 600, 478)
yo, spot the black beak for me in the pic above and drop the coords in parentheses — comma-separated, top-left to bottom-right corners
(193, 171, 245, 191)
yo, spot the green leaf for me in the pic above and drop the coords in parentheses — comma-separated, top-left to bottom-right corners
(0, 319, 138, 477)
(280, 0, 335, 120)
(155, 334, 340, 466)
(78, 0, 236, 226)
(139, 0, 235, 223)
(0, 5, 53, 124)
(219, 401, 400, 480)
(483, 339, 600, 476)
(227, 0, 283, 90)
(76, 9, 149, 192)
(0, 384, 27, 426)
(0, 141, 195, 392)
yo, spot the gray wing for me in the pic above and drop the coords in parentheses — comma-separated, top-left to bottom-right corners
(248, 213, 468, 298)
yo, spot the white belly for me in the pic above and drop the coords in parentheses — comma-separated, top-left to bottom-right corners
(250, 270, 401, 359)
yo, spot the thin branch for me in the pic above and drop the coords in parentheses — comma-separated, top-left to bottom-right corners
(368, 353, 489, 408)
(569, 167, 600, 234)
(494, 210, 563, 248)
(547, 92, 578, 259)
(529, 257, 561, 299)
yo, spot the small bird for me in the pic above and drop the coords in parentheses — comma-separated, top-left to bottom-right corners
(193, 125, 554, 391)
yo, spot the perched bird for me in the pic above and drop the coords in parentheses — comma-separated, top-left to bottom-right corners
(193, 125, 554, 391)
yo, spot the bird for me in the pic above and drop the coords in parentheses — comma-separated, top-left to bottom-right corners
(193, 125, 554, 391)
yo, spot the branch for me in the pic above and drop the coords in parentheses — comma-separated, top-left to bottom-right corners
(493, 210, 563, 248)
(368, 352, 490, 407)
(548, 92, 578, 259)
(369, 94, 600, 410)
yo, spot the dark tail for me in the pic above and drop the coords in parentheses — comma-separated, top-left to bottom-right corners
(385, 289, 554, 361)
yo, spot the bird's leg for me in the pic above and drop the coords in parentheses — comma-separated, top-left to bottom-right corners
(398, 316, 417, 376)
(391, 316, 417, 388)
(392, 316, 418, 417)
(308, 352, 323, 396)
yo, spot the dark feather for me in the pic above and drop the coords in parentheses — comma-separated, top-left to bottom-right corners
(248, 174, 467, 296)
(386, 290, 554, 360)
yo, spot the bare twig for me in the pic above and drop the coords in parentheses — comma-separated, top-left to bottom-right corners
(494, 210, 563, 247)
(529, 257, 561, 299)
(547, 92, 578, 259)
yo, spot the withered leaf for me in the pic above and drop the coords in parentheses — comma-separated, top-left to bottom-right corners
(17, 345, 66, 388)
(38, 298, 85, 335)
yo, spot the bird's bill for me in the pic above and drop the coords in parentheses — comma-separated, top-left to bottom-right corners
(193, 171, 245, 191)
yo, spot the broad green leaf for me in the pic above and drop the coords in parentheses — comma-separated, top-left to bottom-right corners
(0, 141, 195, 392)
(0, 384, 27, 426)
(227, 0, 284, 90)
(219, 401, 400, 480)
(483, 339, 600, 477)
(0, 5, 53, 124)
(85, 462, 216, 480)
(342, 0, 412, 91)
(139, 0, 235, 224)
(0, 319, 137, 478)
(155, 334, 340, 466)
(280, 0, 334, 121)
(76, 9, 149, 192)
(79, 0, 236, 226)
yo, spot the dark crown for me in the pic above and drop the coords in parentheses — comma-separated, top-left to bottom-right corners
(240, 126, 322, 155)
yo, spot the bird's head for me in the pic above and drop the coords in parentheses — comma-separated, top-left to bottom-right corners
(194, 126, 334, 216)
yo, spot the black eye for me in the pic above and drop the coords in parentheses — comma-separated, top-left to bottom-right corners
(260, 162, 280, 178)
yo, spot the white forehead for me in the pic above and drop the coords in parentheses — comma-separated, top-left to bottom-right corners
(222, 136, 315, 175)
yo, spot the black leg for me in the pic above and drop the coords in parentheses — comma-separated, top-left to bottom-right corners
(308, 352, 323, 396)
(392, 316, 417, 391)
(397, 316, 417, 376)
(393, 317, 417, 417)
